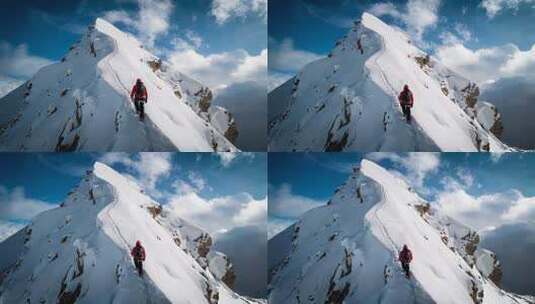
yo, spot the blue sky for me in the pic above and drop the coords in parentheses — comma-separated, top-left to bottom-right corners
(0, 0, 267, 91)
(0, 152, 266, 236)
(0, 0, 264, 60)
(268, 0, 535, 89)
(268, 152, 535, 237)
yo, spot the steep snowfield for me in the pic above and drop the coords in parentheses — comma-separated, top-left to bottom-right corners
(268, 160, 533, 304)
(0, 163, 263, 304)
(0, 19, 237, 152)
(268, 13, 509, 152)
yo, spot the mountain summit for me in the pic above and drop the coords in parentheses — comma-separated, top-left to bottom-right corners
(0, 18, 238, 152)
(0, 162, 263, 303)
(268, 160, 533, 303)
(268, 13, 508, 152)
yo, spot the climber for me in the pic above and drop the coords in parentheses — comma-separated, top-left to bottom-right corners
(399, 244, 413, 279)
(131, 240, 146, 277)
(130, 78, 148, 120)
(398, 84, 414, 123)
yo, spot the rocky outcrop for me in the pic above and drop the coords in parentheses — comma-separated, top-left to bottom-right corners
(475, 249, 503, 287)
(150, 63, 239, 145)
(476, 102, 504, 139)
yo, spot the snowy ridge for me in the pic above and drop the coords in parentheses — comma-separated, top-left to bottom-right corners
(268, 13, 510, 152)
(0, 162, 263, 304)
(0, 18, 237, 152)
(268, 160, 533, 303)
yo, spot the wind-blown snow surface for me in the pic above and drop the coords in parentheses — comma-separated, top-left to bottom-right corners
(0, 19, 237, 152)
(0, 163, 264, 304)
(268, 13, 509, 152)
(268, 160, 534, 304)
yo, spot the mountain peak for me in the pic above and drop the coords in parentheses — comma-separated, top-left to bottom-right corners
(0, 14, 238, 152)
(269, 160, 530, 303)
(268, 12, 508, 152)
(93, 161, 125, 183)
(360, 12, 392, 35)
(360, 159, 410, 190)
(0, 161, 260, 303)
(94, 17, 124, 39)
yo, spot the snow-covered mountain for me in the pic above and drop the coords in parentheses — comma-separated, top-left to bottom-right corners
(268, 160, 534, 303)
(0, 162, 264, 304)
(0, 18, 238, 152)
(268, 13, 509, 152)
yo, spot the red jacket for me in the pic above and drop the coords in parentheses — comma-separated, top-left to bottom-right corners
(398, 89, 414, 107)
(131, 245, 146, 261)
(130, 83, 148, 102)
(399, 247, 413, 263)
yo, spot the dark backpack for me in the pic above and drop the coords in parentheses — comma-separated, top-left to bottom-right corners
(135, 83, 146, 100)
(400, 90, 412, 105)
(133, 246, 144, 259)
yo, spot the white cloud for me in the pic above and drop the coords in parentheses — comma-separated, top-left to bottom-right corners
(217, 152, 239, 167)
(268, 38, 323, 73)
(435, 42, 535, 83)
(167, 192, 266, 234)
(0, 220, 24, 242)
(185, 30, 203, 49)
(0, 41, 53, 80)
(268, 217, 294, 239)
(102, 10, 136, 27)
(369, 2, 402, 19)
(368, 0, 441, 44)
(439, 23, 473, 45)
(454, 23, 472, 42)
(215, 152, 255, 167)
(404, 0, 441, 42)
(136, 153, 172, 189)
(267, 183, 326, 238)
(481, 0, 535, 18)
(103, 0, 173, 48)
(231, 49, 267, 83)
(269, 183, 324, 218)
(434, 176, 535, 231)
(0, 186, 56, 222)
(168, 47, 267, 90)
(366, 153, 441, 193)
(187, 171, 207, 192)
(99, 153, 172, 194)
(268, 71, 293, 91)
(211, 0, 267, 25)
(0, 76, 24, 98)
(137, 0, 173, 47)
(455, 168, 474, 188)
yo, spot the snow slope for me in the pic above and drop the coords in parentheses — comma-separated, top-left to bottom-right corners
(268, 13, 509, 152)
(0, 19, 237, 152)
(268, 160, 533, 304)
(0, 162, 263, 304)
